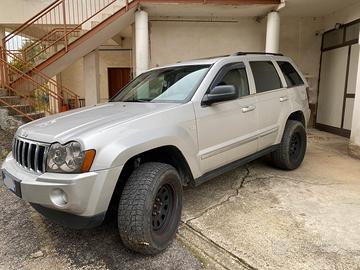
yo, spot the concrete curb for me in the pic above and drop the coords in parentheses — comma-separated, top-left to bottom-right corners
(177, 222, 255, 270)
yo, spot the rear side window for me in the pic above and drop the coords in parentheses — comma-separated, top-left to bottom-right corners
(250, 61, 282, 93)
(277, 61, 304, 87)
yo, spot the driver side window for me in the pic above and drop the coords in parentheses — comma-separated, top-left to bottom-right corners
(217, 67, 249, 97)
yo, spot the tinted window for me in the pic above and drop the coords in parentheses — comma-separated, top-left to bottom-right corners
(217, 67, 249, 97)
(278, 61, 304, 87)
(345, 22, 360, 42)
(323, 28, 344, 49)
(250, 61, 282, 93)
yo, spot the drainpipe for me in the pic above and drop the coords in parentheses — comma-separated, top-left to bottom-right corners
(265, 0, 286, 54)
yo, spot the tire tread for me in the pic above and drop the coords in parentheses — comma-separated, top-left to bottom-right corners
(271, 120, 307, 170)
(118, 162, 180, 254)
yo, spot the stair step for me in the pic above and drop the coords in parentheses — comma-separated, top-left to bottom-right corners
(113, 4, 124, 12)
(3, 104, 33, 108)
(0, 96, 22, 105)
(0, 89, 9, 97)
(14, 112, 45, 122)
(102, 13, 112, 20)
(3, 104, 36, 116)
(91, 21, 100, 29)
(1, 95, 21, 98)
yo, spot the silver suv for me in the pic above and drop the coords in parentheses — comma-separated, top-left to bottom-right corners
(1, 52, 310, 254)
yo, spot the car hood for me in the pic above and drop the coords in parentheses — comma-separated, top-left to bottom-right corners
(17, 102, 179, 143)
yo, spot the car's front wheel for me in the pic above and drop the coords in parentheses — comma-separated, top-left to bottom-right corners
(118, 162, 183, 254)
(271, 120, 307, 170)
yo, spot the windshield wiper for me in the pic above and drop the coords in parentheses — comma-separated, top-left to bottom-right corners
(123, 99, 152, 103)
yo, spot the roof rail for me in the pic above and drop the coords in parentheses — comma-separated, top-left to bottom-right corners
(176, 54, 230, 63)
(231, 52, 284, 56)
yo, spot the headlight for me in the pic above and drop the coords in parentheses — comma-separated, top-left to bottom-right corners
(46, 141, 96, 173)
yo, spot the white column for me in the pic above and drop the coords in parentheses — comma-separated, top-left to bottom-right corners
(135, 10, 149, 77)
(265, 11, 280, 54)
(349, 32, 360, 159)
(84, 49, 100, 106)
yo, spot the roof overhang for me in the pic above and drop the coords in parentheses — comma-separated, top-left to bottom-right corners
(140, 0, 280, 18)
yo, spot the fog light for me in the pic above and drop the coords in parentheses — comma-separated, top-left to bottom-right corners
(50, 188, 68, 207)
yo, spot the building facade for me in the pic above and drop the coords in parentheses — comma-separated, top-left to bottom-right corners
(0, 0, 360, 157)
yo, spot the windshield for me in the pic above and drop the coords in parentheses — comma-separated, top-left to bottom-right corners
(111, 65, 210, 103)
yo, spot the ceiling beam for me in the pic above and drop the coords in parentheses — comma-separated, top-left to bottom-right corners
(138, 0, 280, 5)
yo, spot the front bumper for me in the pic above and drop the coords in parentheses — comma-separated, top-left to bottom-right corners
(1, 154, 122, 228)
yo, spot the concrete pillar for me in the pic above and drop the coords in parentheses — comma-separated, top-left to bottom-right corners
(349, 32, 360, 159)
(265, 11, 280, 54)
(135, 10, 149, 77)
(84, 50, 100, 106)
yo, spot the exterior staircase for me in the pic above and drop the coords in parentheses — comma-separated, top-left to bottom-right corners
(2, 0, 137, 80)
(0, 0, 138, 123)
(0, 88, 44, 123)
(0, 94, 44, 121)
(0, 46, 81, 123)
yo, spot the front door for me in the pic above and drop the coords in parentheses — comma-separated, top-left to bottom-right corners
(194, 62, 259, 174)
(108, 67, 132, 99)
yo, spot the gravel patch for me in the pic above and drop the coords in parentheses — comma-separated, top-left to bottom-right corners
(0, 128, 14, 160)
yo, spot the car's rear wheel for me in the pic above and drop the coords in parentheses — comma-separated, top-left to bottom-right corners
(271, 120, 307, 170)
(118, 162, 183, 254)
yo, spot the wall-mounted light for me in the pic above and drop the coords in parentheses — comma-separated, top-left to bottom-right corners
(334, 23, 343, 30)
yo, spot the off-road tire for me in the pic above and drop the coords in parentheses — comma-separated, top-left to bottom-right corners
(118, 162, 183, 254)
(271, 120, 307, 170)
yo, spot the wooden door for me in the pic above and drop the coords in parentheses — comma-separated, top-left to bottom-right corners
(108, 68, 131, 99)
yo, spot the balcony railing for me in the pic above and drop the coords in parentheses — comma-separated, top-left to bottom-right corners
(3, 0, 120, 70)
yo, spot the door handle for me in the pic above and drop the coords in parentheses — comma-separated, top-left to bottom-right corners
(242, 105, 256, 113)
(280, 96, 289, 102)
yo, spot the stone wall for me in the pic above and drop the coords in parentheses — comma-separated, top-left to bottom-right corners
(0, 108, 22, 134)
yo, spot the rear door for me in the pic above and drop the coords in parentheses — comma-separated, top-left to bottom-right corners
(248, 58, 290, 150)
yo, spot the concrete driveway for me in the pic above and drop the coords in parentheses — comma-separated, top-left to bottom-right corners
(1, 129, 360, 269)
(180, 129, 360, 269)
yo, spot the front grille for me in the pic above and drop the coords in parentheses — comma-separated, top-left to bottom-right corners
(12, 137, 49, 173)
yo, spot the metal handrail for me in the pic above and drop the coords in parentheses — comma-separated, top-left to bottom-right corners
(3, 0, 63, 43)
(2, 48, 80, 107)
(3, 0, 118, 69)
(1, 58, 64, 115)
(22, 28, 81, 57)
(0, 46, 82, 118)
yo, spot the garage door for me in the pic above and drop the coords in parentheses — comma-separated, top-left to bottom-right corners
(316, 20, 359, 137)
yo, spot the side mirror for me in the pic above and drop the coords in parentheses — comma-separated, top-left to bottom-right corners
(202, 85, 238, 106)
